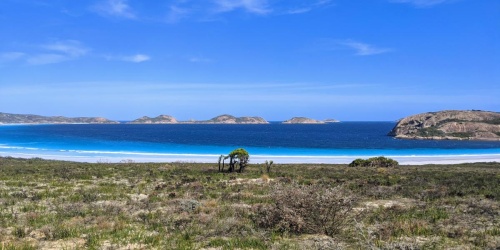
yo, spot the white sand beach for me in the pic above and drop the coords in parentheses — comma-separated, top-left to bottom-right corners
(1, 151, 499, 165)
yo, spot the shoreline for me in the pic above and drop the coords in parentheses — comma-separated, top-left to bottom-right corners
(1, 151, 499, 165)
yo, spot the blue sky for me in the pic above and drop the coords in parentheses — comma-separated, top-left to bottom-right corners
(0, 0, 498, 121)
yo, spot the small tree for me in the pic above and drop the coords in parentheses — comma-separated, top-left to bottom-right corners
(218, 148, 250, 173)
(231, 148, 250, 173)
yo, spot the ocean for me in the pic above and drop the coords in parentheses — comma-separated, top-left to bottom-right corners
(1, 122, 499, 164)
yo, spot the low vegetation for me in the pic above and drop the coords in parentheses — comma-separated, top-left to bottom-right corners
(349, 156, 399, 168)
(254, 182, 357, 237)
(450, 132, 474, 138)
(0, 156, 499, 249)
(417, 127, 446, 137)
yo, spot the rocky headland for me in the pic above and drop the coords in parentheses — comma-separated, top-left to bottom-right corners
(388, 110, 500, 141)
(0, 112, 118, 124)
(282, 117, 325, 124)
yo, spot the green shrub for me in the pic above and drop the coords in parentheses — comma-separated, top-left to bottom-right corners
(349, 157, 398, 168)
(349, 158, 368, 167)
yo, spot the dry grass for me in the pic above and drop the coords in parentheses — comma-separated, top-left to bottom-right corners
(0, 157, 499, 249)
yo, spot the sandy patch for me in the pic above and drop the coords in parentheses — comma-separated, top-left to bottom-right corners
(355, 198, 417, 211)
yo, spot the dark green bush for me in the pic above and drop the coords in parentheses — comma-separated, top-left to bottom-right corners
(348, 158, 368, 167)
(349, 156, 398, 168)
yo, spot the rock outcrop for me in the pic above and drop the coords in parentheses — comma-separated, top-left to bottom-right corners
(0, 112, 119, 124)
(199, 115, 269, 124)
(282, 117, 325, 124)
(388, 110, 500, 141)
(128, 115, 178, 124)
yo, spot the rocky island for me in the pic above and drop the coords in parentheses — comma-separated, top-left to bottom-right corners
(194, 114, 269, 124)
(128, 115, 178, 124)
(0, 112, 118, 124)
(282, 117, 325, 124)
(389, 110, 500, 141)
(127, 114, 269, 124)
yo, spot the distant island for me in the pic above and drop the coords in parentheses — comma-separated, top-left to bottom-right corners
(282, 117, 325, 124)
(197, 114, 268, 124)
(389, 110, 500, 141)
(324, 119, 340, 123)
(128, 114, 269, 124)
(0, 112, 119, 124)
(0, 112, 344, 125)
(128, 115, 178, 124)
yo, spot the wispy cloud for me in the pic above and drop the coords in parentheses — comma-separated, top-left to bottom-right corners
(92, 0, 135, 19)
(123, 54, 150, 63)
(27, 54, 70, 65)
(213, 0, 271, 15)
(42, 40, 88, 57)
(337, 40, 391, 56)
(0, 52, 25, 63)
(212, 0, 333, 15)
(286, 8, 312, 14)
(105, 54, 151, 63)
(164, 0, 332, 23)
(285, 0, 332, 14)
(390, 0, 454, 7)
(27, 40, 89, 65)
(2, 40, 151, 65)
(166, 5, 191, 23)
(188, 56, 213, 63)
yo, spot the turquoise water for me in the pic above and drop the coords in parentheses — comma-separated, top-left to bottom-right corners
(1, 123, 499, 163)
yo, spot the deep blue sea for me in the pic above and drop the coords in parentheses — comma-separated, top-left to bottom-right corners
(1, 122, 499, 164)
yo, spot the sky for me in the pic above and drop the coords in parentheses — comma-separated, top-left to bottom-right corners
(0, 0, 499, 121)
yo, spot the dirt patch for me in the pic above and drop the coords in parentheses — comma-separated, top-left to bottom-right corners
(37, 238, 86, 250)
(226, 177, 273, 186)
(355, 198, 418, 211)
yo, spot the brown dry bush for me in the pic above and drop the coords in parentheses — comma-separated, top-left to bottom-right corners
(253, 182, 357, 236)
